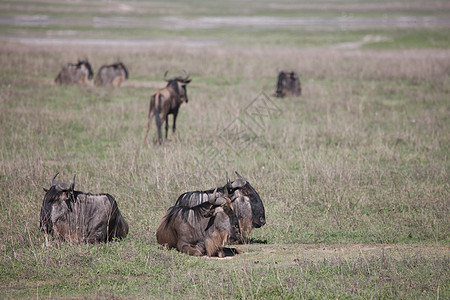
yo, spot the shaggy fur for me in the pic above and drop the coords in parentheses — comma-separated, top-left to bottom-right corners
(40, 175, 128, 243)
(55, 60, 94, 85)
(156, 197, 241, 257)
(94, 62, 129, 87)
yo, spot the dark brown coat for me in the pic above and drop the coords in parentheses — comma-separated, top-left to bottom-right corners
(55, 60, 94, 85)
(40, 173, 128, 243)
(156, 191, 241, 257)
(174, 172, 266, 242)
(143, 71, 191, 145)
(94, 62, 129, 87)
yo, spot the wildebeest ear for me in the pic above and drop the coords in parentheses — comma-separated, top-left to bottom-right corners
(184, 79, 191, 84)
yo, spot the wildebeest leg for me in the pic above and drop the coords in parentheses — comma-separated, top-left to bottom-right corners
(155, 110, 163, 145)
(172, 110, 179, 141)
(180, 244, 203, 256)
(165, 114, 169, 140)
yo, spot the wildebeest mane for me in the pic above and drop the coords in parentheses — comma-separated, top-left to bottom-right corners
(175, 188, 227, 207)
(166, 79, 180, 94)
(163, 201, 214, 230)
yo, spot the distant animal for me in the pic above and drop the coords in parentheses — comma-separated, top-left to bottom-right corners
(274, 71, 301, 98)
(94, 62, 129, 87)
(55, 59, 94, 85)
(156, 189, 242, 257)
(143, 70, 191, 145)
(39, 173, 129, 244)
(174, 172, 266, 243)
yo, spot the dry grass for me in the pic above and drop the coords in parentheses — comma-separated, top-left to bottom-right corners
(0, 2, 449, 296)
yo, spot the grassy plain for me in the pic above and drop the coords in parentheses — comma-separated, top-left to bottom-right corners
(0, 0, 449, 298)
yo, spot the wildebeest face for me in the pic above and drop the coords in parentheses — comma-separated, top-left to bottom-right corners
(209, 196, 242, 243)
(40, 187, 71, 234)
(232, 184, 266, 229)
(178, 82, 190, 103)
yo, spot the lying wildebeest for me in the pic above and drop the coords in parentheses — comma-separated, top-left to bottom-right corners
(55, 59, 94, 85)
(40, 173, 129, 244)
(156, 189, 242, 257)
(94, 62, 129, 87)
(274, 71, 301, 98)
(174, 172, 266, 243)
(143, 70, 191, 145)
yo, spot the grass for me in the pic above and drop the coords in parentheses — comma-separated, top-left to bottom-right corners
(1, 0, 449, 298)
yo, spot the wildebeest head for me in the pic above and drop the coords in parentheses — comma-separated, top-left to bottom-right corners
(77, 59, 94, 80)
(115, 62, 129, 80)
(275, 71, 301, 98)
(206, 188, 241, 243)
(40, 173, 76, 234)
(226, 172, 266, 235)
(164, 70, 191, 103)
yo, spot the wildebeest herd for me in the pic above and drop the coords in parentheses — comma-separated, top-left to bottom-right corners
(44, 60, 301, 257)
(55, 59, 129, 87)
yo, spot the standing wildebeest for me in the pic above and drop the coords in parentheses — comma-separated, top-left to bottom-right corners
(274, 71, 301, 98)
(174, 172, 266, 243)
(55, 59, 94, 85)
(94, 62, 129, 87)
(143, 70, 191, 145)
(40, 173, 129, 244)
(156, 189, 242, 257)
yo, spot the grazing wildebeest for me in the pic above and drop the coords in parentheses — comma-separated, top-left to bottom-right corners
(39, 173, 129, 244)
(94, 62, 129, 87)
(156, 189, 242, 257)
(143, 70, 191, 145)
(174, 172, 266, 243)
(274, 71, 301, 98)
(55, 59, 94, 85)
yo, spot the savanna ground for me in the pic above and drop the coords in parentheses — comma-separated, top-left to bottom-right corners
(0, 0, 449, 298)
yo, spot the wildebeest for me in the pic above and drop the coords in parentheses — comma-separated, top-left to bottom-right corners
(156, 189, 242, 257)
(55, 59, 94, 85)
(143, 70, 191, 145)
(274, 71, 301, 98)
(174, 172, 266, 243)
(39, 173, 129, 244)
(94, 62, 129, 87)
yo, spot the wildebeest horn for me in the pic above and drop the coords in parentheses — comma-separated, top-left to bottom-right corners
(208, 188, 218, 203)
(182, 69, 190, 81)
(226, 172, 231, 188)
(50, 172, 60, 186)
(163, 70, 169, 82)
(69, 174, 76, 191)
(235, 171, 242, 178)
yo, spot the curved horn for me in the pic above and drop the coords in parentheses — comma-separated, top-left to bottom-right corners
(182, 69, 190, 81)
(235, 171, 243, 178)
(163, 70, 169, 81)
(226, 172, 231, 188)
(69, 174, 76, 191)
(208, 188, 218, 203)
(50, 172, 60, 186)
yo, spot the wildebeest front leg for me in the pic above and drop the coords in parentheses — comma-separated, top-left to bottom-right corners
(180, 244, 203, 256)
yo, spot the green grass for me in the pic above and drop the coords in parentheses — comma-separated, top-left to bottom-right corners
(0, 0, 449, 298)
